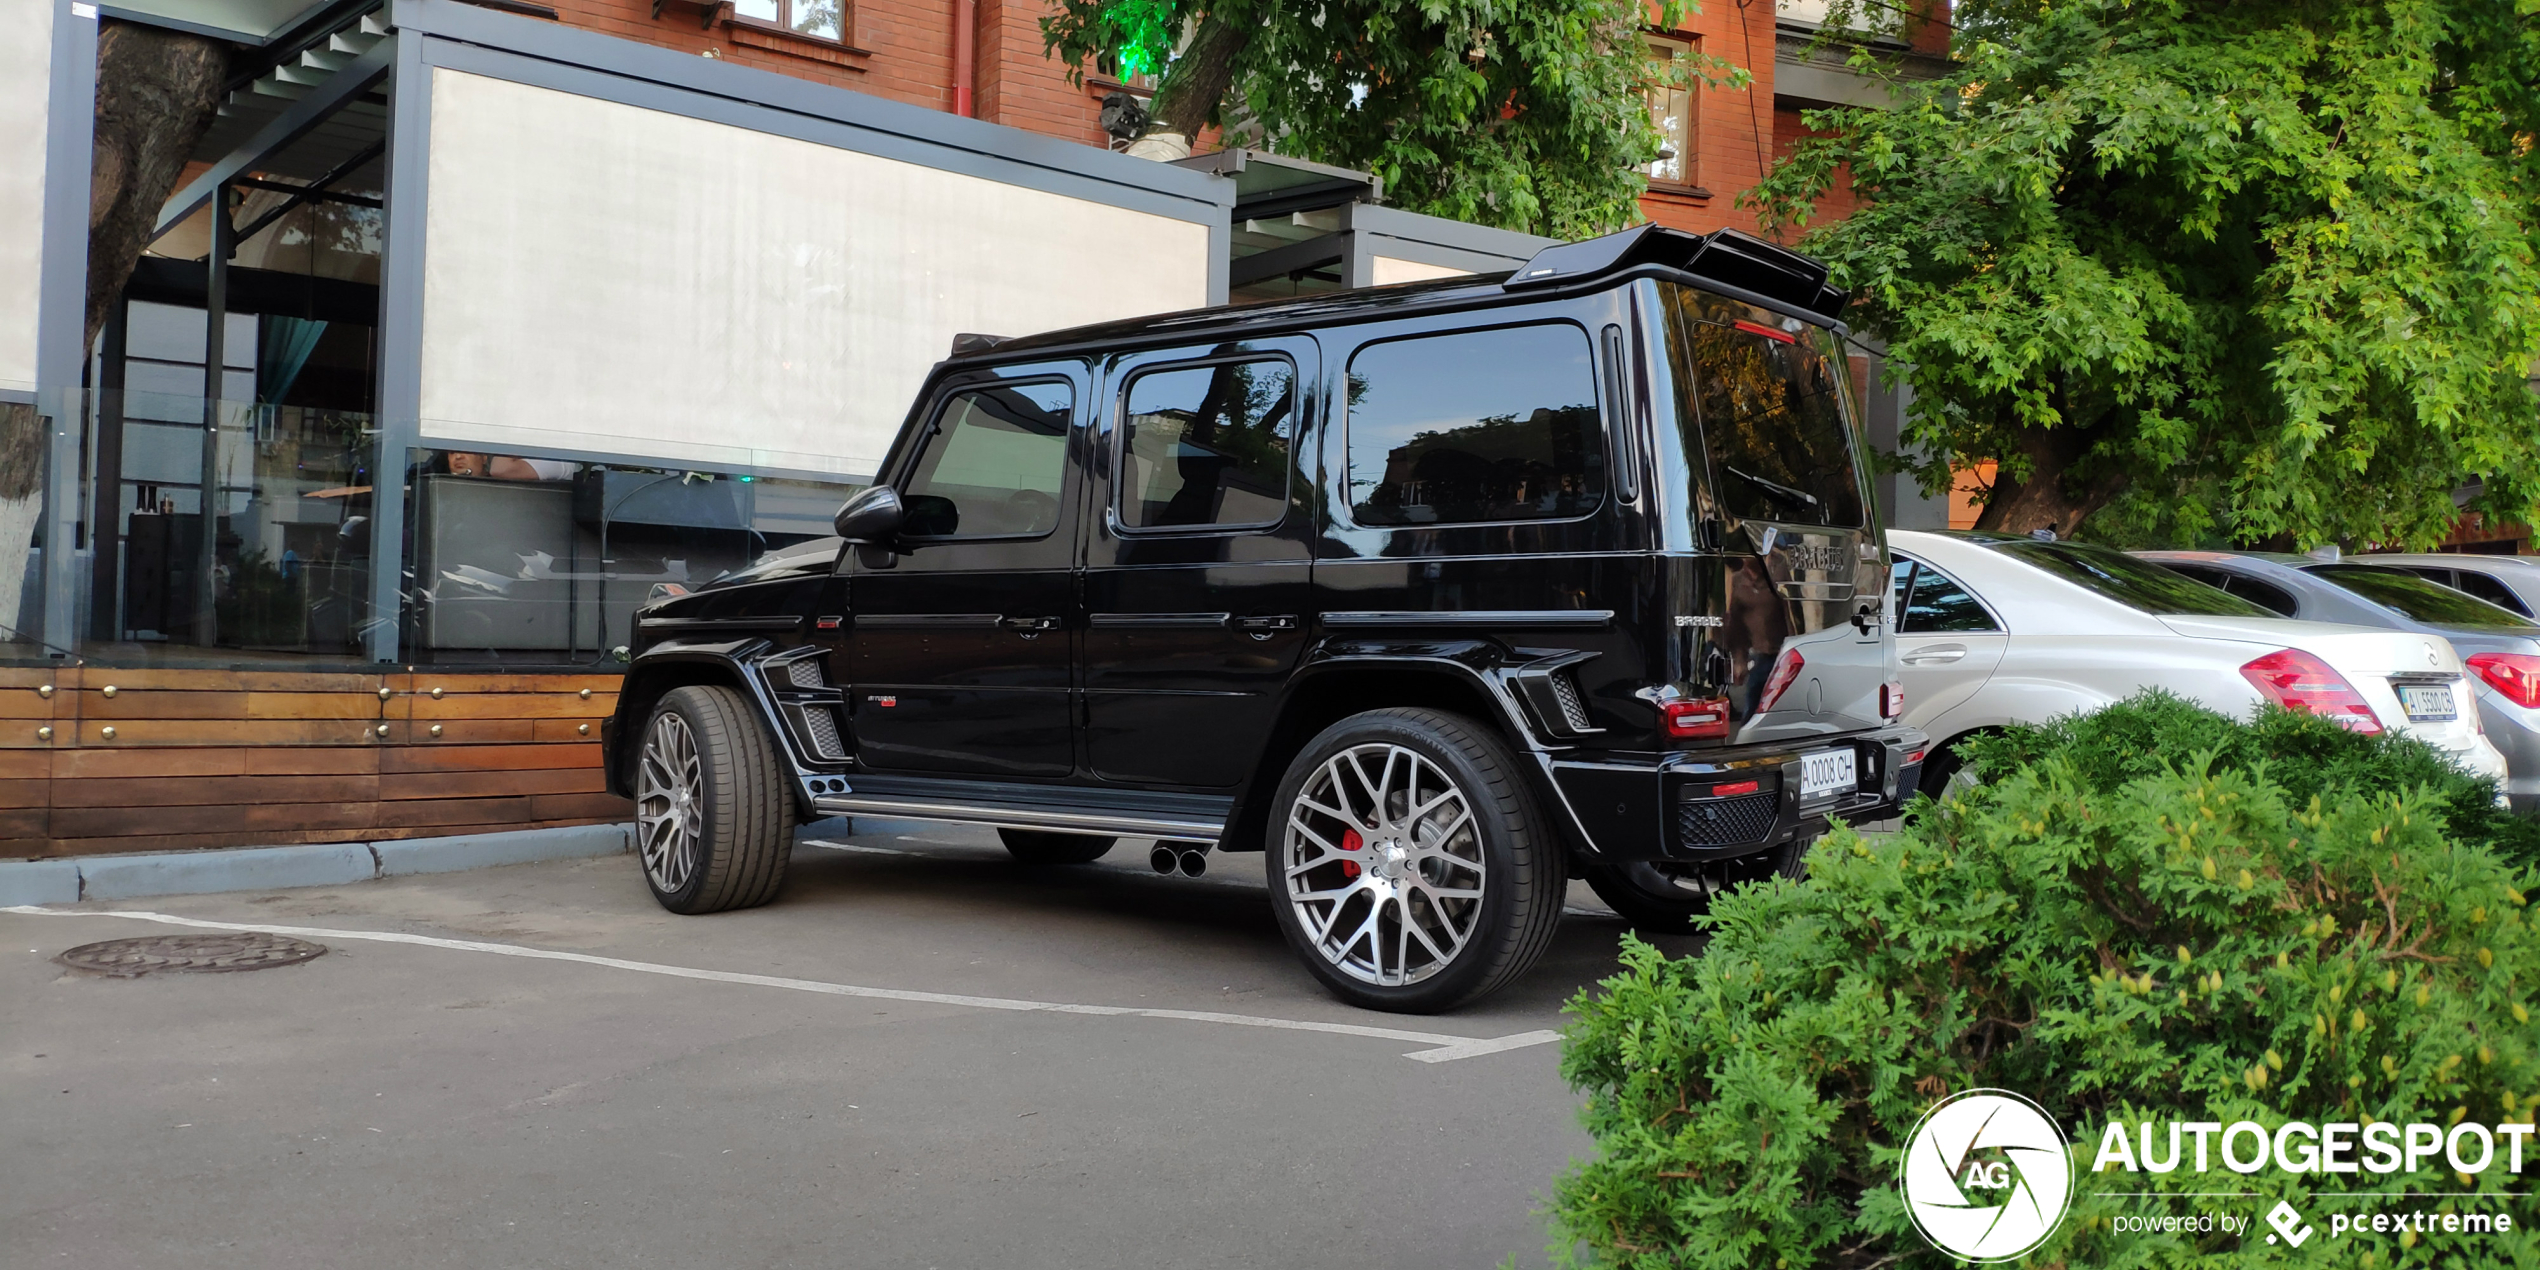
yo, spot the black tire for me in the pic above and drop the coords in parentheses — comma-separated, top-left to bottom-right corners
(1264, 707, 1564, 1013)
(998, 829, 1117, 865)
(1918, 739, 1971, 801)
(633, 684, 792, 915)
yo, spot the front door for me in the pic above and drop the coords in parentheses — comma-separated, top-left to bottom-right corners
(847, 365, 1085, 779)
(1080, 337, 1317, 787)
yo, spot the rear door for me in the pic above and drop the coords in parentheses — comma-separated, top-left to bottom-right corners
(1662, 284, 1885, 741)
(1889, 554, 2007, 733)
(1080, 337, 1317, 787)
(845, 365, 1086, 779)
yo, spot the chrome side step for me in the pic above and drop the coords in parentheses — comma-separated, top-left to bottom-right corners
(810, 794, 1224, 843)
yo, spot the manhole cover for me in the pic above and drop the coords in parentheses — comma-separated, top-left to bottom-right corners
(56, 932, 328, 977)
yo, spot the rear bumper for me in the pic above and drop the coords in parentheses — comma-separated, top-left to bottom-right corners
(1548, 725, 1927, 865)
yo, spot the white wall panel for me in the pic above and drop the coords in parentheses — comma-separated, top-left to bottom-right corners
(0, 0, 55, 394)
(1370, 256, 1474, 287)
(419, 70, 1212, 479)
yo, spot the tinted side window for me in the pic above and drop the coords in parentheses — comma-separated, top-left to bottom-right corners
(2224, 575, 2299, 616)
(1345, 324, 1604, 526)
(2457, 570, 2534, 616)
(1897, 560, 1998, 633)
(899, 381, 1073, 539)
(1120, 359, 1293, 530)
(1665, 287, 1864, 527)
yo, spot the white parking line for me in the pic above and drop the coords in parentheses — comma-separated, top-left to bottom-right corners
(3, 906, 1562, 1064)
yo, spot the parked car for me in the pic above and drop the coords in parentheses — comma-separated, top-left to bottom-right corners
(601, 224, 1926, 1012)
(2140, 550, 2540, 811)
(1888, 529, 2508, 797)
(2355, 552, 2540, 618)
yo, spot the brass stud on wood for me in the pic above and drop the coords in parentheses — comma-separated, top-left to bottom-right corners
(36, 684, 52, 698)
(430, 687, 444, 699)
(100, 685, 117, 698)
(577, 723, 590, 735)
(378, 687, 394, 700)
(428, 724, 443, 737)
(99, 726, 117, 740)
(579, 688, 593, 699)
(36, 726, 52, 741)
(375, 724, 391, 737)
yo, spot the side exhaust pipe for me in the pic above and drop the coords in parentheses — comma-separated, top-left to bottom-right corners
(1177, 848, 1208, 878)
(1150, 844, 1179, 874)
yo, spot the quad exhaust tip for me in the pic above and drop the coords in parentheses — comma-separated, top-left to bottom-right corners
(1178, 848, 1208, 878)
(1150, 844, 1178, 874)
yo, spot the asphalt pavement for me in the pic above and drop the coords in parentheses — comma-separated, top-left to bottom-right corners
(2, 819, 1697, 1269)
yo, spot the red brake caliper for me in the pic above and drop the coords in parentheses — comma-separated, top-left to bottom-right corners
(1340, 828, 1363, 879)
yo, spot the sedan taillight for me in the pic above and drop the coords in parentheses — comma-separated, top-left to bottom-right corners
(2467, 652, 2540, 708)
(2240, 649, 2383, 733)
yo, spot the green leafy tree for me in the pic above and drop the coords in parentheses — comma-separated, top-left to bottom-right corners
(1753, 1, 2540, 548)
(1040, 0, 1743, 238)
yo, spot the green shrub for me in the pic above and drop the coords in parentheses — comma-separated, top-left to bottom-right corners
(1958, 692, 2540, 872)
(1550, 700, 2540, 1268)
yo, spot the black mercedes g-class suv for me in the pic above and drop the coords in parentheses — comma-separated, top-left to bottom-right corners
(602, 224, 1924, 1013)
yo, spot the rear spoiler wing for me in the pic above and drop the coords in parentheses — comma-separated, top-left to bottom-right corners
(1504, 225, 1847, 321)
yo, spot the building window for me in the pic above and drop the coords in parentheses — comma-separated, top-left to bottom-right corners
(731, 0, 845, 43)
(1645, 34, 1696, 189)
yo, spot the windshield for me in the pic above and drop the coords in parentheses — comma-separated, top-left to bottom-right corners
(1998, 540, 2272, 617)
(2307, 564, 2540, 631)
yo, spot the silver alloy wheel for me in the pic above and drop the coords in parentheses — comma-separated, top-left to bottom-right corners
(636, 710, 703, 894)
(1279, 742, 1486, 986)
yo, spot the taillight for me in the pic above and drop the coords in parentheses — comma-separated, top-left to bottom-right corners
(1663, 697, 1733, 739)
(1758, 649, 1806, 711)
(2240, 649, 2383, 733)
(1880, 680, 1905, 720)
(2468, 653, 2540, 709)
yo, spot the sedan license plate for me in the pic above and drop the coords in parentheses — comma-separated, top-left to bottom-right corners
(1800, 749, 1858, 803)
(2399, 683, 2458, 723)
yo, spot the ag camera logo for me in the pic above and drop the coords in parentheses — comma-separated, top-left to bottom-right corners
(1900, 1089, 2074, 1262)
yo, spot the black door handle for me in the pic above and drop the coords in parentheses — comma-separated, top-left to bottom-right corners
(1233, 614, 1299, 632)
(999, 615, 1061, 633)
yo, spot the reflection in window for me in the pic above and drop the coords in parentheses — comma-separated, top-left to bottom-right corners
(730, 0, 844, 40)
(1346, 325, 1605, 526)
(1645, 35, 1695, 187)
(1120, 359, 1292, 530)
(1665, 286, 1864, 527)
(900, 382, 1073, 538)
(1894, 560, 1999, 633)
(412, 452, 852, 663)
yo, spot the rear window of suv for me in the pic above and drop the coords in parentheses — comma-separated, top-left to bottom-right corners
(1663, 284, 1864, 528)
(1997, 540, 2272, 617)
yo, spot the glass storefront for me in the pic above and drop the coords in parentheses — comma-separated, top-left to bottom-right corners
(402, 450, 850, 665)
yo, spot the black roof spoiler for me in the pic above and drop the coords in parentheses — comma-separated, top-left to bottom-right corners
(1503, 225, 1847, 321)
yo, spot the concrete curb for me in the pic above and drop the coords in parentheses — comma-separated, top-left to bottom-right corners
(0, 823, 635, 904)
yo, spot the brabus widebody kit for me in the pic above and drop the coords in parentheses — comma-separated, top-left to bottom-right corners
(602, 224, 1924, 1012)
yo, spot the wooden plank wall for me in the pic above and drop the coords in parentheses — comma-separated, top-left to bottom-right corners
(0, 666, 628, 858)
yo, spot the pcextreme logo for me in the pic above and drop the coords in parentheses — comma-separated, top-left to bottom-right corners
(1899, 1089, 2075, 1262)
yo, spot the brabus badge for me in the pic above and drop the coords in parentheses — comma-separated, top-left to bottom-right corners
(1675, 615, 1724, 628)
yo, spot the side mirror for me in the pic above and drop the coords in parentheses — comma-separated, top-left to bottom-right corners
(834, 485, 906, 544)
